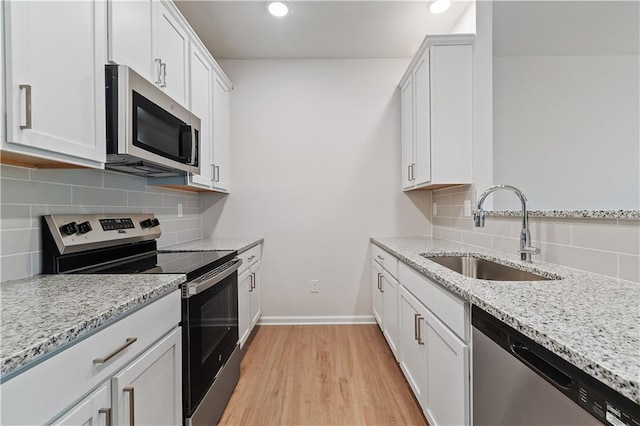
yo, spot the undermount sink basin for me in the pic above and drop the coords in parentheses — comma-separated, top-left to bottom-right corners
(422, 255, 554, 281)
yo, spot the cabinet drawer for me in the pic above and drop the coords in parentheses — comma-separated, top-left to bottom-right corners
(239, 244, 262, 274)
(372, 244, 399, 279)
(0, 290, 181, 426)
(398, 262, 469, 342)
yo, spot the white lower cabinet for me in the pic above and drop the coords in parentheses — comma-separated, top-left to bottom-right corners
(53, 383, 112, 426)
(238, 245, 263, 348)
(399, 286, 428, 404)
(112, 328, 182, 426)
(371, 244, 471, 426)
(399, 286, 470, 426)
(0, 290, 181, 425)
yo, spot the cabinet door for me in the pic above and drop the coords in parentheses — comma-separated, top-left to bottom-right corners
(4, 0, 106, 166)
(189, 44, 214, 188)
(108, 0, 153, 81)
(381, 271, 399, 360)
(212, 72, 231, 192)
(399, 287, 428, 412)
(371, 262, 384, 328)
(155, 1, 189, 106)
(249, 261, 262, 329)
(412, 51, 431, 186)
(424, 308, 470, 426)
(112, 328, 182, 426)
(238, 269, 251, 347)
(400, 77, 414, 190)
(53, 382, 111, 426)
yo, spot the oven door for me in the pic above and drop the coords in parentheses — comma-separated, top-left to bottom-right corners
(182, 261, 240, 418)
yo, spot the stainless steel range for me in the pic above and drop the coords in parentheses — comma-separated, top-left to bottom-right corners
(42, 214, 241, 426)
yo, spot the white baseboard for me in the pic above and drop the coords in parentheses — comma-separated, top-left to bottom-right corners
(258, 315, 376, 326)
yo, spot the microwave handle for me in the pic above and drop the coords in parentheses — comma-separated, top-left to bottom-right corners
(191, 127, 199, 167)
(178, 125, 192, 163)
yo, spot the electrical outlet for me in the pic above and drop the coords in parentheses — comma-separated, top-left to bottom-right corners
(432, 202, 438, 216)
(464, 200, 471, 217)
(311, 279, 319, 293)
(177, 203, 183, 218)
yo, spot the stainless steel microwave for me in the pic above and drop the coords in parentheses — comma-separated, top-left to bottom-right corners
(105, 64, 200, 177)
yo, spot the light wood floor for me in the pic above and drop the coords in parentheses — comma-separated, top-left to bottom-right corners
(219, 325, 428, 426)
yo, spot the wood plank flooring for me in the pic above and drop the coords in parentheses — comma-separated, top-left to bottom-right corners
(219, 325, 427, 426)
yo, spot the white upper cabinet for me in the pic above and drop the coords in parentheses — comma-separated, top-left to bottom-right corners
(189, 43, 214, 188)
(108, 0, 153, 81)
(2, 0, 107, 168)
(399, 34, 474, 191)
(109, 0, 189, 107)
(154, 1, 189, 106)
(212, 71, 231, 192)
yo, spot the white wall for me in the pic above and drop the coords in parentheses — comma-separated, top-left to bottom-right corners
(493, 55, 640, 210)
(202, 59, 432, 322)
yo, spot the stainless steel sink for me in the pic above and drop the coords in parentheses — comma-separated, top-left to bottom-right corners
(422, 255, 554, 281)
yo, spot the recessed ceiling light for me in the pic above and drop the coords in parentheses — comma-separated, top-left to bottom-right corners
(429, 0, 451, 14)
(267, 1, 290, 17)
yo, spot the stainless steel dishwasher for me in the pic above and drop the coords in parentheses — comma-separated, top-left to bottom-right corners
(472, 306, 640, 426)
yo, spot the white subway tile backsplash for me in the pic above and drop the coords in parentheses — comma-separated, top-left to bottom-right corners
(30, 169, 103, 187)
(431, 185, 640, 282)
(127, 192, 164, 207)
(1, 205, 31, 229)
(0, 165, 29, 179)
(1, 179, 72, 205)
(0, 169, 204, 281)
(104, 172, 147, 192)
(1, 253, 32, 281)
(572, 221, 640, 255)
(72, 186, 128, 207)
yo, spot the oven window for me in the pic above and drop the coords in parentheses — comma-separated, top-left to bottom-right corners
(183, 271, 239, 416)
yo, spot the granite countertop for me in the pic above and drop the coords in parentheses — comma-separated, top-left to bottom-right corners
(162, 237, 264, 254)
(371, 236, 640, 405)
(0, 274, 185, 379)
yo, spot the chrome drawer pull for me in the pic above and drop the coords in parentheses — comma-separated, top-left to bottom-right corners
(93, 337, 137, 364)
(99, 408, 112, 426)
(414, 314, 420, 341)
(377, 255, 384, 261)
(377, 273, 382, 290)
(123, 387, 135, 425)
(19, 84, 32, 130)
(416, 315, 425, 345)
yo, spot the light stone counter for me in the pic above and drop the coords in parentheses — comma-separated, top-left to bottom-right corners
(162, 237, 264, 254)
(371, 236, 640, 405)
(0, 274, 185, 379)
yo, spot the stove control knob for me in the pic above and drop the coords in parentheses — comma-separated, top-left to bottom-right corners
(151, 218, 160, 227)
(140, 218, 153, 228)
(59, 222, 78, 236)
(77, 221, 92, 234)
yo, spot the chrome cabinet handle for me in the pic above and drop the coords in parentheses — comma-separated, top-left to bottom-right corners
(377, 273, 382, 290)
(248, 273, 254, 292)
(410, 163, 416, 181)
(99, 408, 112, 426)
(93, 338, 137, 364)
(160, 62, 167, 88)
(19, 84, 32, 130)
(248, 255, 256, 261)
(376, 255, 384, 261)
(251, 272, 256, 289)
(416, 314, 425, 345)
(379, 273, 384, 293)
(123, 387, 135, 425)
(154, 58, 163, 85)
(214, 165, 220, 182)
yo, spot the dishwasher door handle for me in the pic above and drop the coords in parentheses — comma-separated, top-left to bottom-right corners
(510, 341, 573, 389)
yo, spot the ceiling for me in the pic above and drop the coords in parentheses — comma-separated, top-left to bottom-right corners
(174, 1, 473, 60)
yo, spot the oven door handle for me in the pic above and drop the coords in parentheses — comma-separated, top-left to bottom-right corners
(183, 258, 242, 298)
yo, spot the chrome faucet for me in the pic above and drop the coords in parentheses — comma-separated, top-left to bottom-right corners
(474, 185, 540, 262)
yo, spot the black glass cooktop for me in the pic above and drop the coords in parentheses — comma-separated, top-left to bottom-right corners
(72, 250, 236, 280)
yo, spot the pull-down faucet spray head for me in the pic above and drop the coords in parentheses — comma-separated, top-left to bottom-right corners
(473, 209, 485, 227)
